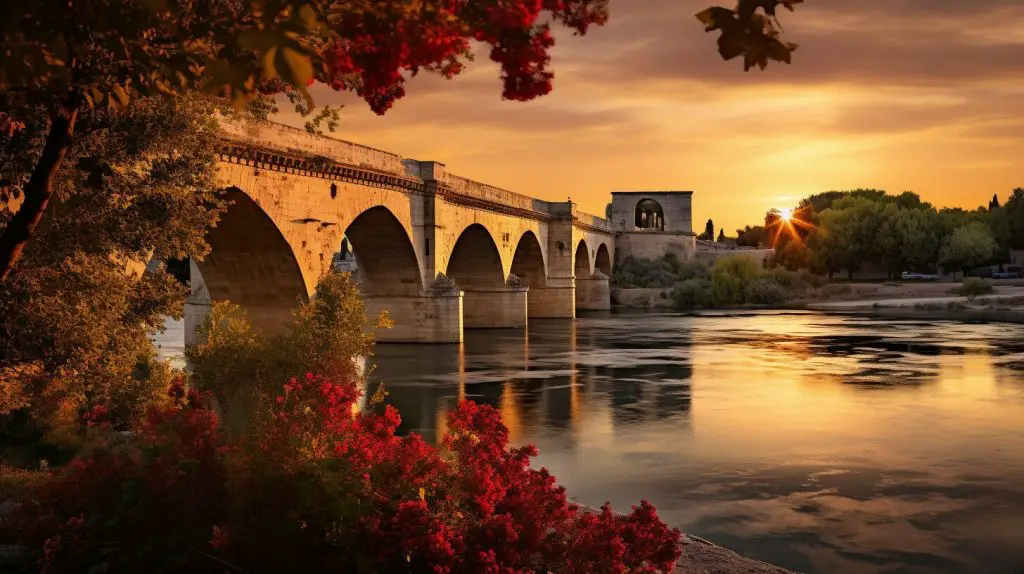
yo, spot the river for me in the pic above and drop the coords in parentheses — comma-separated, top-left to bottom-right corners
(156, 310, 1024, 574)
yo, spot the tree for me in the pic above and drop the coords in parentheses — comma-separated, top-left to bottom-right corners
(989, 193, 1001, 210)
(0, 0, 805, 280)
(809, 197, 886, 279)
(1004, 188, 1024, 249)
(0, 96, 224, 442)
(875, 203, 901, 278)
(777, 237, 811, 270)
(699, 218, 715, 240)
(717, 228, 726, 242)
(940, 222, 997, 277)
(897, 208, 942, 273)
(735, 225, 767, 248)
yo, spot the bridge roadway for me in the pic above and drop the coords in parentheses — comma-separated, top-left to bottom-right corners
(185, 118, 617, 344)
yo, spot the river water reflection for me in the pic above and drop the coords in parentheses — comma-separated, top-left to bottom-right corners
(363, 311, 1024, 574)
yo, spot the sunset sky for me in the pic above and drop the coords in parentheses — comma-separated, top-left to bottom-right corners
(278, 0, 1024, 235)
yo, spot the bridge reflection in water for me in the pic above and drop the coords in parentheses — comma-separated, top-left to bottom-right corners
(364, 315, 695, 447)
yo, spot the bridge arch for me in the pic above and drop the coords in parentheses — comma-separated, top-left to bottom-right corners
(447, 224, 505, 288)
(595, 243, 612, 276)
(344, 206, 423, 296)
(574, 239, 591, 279)
(510, 231, 547, 288)
(196, 187, 308, 334)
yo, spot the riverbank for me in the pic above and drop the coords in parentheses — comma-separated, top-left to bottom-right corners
(612, 282, 1024, 323)
(806, 287, 1024, 324)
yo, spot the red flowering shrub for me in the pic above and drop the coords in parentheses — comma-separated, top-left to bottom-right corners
(13, 375, 681, 573)
(313, 0, 610, 114)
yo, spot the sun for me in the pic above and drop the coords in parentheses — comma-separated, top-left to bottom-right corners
(779, 207, 793, 222)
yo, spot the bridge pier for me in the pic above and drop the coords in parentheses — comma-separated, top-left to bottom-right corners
(575, 271, 611, 312)
(526, 277, 576, 318)
(462, 286, 529, 329)
(365, 293, 464, 344)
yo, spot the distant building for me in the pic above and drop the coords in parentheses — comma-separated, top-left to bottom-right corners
(608, 191, 696, 261)
(332, 237, 359, 274)
(608, 191, 772, 265)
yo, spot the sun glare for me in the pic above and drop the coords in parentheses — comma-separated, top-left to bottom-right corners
(780, 207, 793, 222)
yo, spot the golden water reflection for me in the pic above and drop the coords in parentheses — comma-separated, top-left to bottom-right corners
(367, 311, 1024, 574)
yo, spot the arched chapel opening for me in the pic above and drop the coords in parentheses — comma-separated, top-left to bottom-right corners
(634, 199, 665, 231)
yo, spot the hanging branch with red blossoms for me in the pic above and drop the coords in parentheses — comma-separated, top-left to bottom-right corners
(265, 0, 612, 115)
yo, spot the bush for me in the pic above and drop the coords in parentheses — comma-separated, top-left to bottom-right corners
(958, 277, 994, 299)
(11, 377, 683, 574)
(186, 271, 387, 425)
(671, 278, 712, 308)
(610, 255, 709, 288)
(766, 267, 802, 290)
(711, 272, 745, 306)
(798, 270, 828, 288)
(711, 255, 761, 285)
(745, 278, 789, 305)
(709, 255, 762, 305)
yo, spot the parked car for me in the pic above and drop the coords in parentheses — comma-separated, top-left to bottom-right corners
(901, 271, 939, 281)
(992, 271, 1022, 279)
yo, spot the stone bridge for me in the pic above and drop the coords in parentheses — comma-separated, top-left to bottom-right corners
(188, 119, 616, 344)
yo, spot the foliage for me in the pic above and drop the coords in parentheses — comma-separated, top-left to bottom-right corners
(611, 254, 709, 289)
(184, 301, 268, 409)
(700, 256, 815, 307)
(696, 0, 802, 71)
(187, 271, 384, 418)
(798, 269, 828, 288)
(11, 376, 683, 574)
(0, 463, 52, 501)
(710, 272, 745, 306)
(940, 223, 998, 275)
(770, 187, 1021, 279)
(735, 225, 767, 248)
(745, 278, 788, 305)
(958, 278, 994, 300)
(0, 96, 222, 444)
(711, 255, 761, 285)
(671, 278, 713, 308)
(698, 219, 715, 241)
(775, 239, 812, 271)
